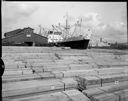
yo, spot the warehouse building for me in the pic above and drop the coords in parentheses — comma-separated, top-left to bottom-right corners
(2, 27, 48, 46)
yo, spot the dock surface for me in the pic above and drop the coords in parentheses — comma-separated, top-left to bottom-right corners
(2, 46, 128, 101)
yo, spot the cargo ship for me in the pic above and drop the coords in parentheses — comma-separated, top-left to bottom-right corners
(47, 14, 92, 49)
(57, 35, 90, 49)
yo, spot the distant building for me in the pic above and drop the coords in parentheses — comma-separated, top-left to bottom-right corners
(89, 38, 110, 47)
(2, 27, 48, 46)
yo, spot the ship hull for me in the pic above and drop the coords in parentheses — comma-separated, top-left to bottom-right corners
(57, 39, 90, 49)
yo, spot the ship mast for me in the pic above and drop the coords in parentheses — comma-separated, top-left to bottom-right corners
(65, 13, 68, 34)
(80, 18, 82, 35)
(65, 12, 70, 38)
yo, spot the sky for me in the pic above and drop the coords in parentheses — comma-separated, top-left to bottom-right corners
(2, 1, 127, 43)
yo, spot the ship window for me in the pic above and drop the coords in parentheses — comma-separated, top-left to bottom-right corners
(26, 34, 31, 37)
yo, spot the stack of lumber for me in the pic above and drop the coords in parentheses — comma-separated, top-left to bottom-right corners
(2, 78, 77, 98)
(95, 67, 128, 76)
(2, 66, 128, 83)
(82, 81, 128, 101)
(6, 89, 90, 101)
(2, 46, 128, 101)
(52, 67, 128, 78)
(99, 74, 128, 86)
(2, 72, 55, 83)
(76, 73, 128, 90)
(56, 69, 97, 78)
(76, 76, 101, 90)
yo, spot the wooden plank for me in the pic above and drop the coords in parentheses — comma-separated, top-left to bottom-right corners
(99, 74, 128, 85)
(21, 69, 33, 75)
(83, 88, 104, 97)
(76, 76, 101, 90)
(99, 81, 128, 93)
(82, 88, 105, 100)
(62, 89, 90, 101)
(2, 79, 64, 97)
(2, 72, 55, 83)
(114, 89, 128, 101)
(52, 71, 64, 78)
(2, 74, 41, 83)
(25, 59, 54, 63)
(96, 67, 128, 76)
(92, 92, 119, 101)
(61, 78, 78, 89)
(3, 70, 23, 76)
(83, 81, 128, 100)
(43, 65, 70, 72)
(69, 64, 92, 70)
(5, 90, 72, 101)
(61, 69, 97, 78)
(31, 67, 44, 73)
(4, 64, 19, 69)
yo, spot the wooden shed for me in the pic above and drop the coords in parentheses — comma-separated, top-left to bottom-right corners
(2, 27, 48, 46)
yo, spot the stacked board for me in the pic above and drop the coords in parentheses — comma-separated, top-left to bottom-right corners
(2, 46, 128, 101)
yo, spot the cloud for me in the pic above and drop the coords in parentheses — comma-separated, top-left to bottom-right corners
(121, 8, 127, 24)
(77, 12, 127, 43)
(3, 3, 38, 22)
(2, 2, 39, 34)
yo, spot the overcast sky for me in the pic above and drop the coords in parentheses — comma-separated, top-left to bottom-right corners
(2, 1, 127, 43)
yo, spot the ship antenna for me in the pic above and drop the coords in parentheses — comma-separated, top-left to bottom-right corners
(66, 12, 68, 33)
(80, 18, 82, 35)
(65, 12, 70, 38)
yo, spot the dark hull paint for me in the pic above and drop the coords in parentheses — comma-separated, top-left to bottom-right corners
(57, 39, 90, 49)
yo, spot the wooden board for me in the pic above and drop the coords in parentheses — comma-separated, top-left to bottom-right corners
(92, 93, 119, 101)
(99, 74, 128, 85)
(99, 81, 128, 93)
(61, 69, 97, 78)
(43, 65, 70, 72)
(61, 78, 78, 89)
(76, 76, 101, 90)
(2, 79, 64, 97)
(3, 70, 23, 76)
(2, 78, 78, 98)
(2, 72, 55, 83)
(114, 89, 128, 101)
(82, 88, 105, 101)
(82, 88, 104, 97)
(95, 67, 128, 76)
(62, 89, 90, 101)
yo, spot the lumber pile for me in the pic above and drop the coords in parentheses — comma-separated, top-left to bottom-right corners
(2, 46, 128, 101)
(76, 76, 101, 90)
(2, 72, 55, 83)
(2, 78, 77, 98)
(83, 81, 128, 101)
(7, 89, 90, 101)
(76, 73, 128, 90)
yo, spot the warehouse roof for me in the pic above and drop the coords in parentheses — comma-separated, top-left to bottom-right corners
(4, 27, 34, 38)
